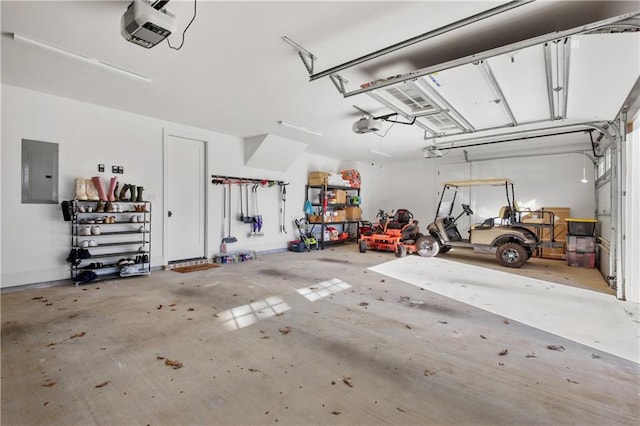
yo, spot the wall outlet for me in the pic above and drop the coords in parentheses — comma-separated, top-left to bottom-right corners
(98, 164, 105, 172)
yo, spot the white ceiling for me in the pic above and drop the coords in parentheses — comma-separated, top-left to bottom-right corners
(2, 1, 639, 162)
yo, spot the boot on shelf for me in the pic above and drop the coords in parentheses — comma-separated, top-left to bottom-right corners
(96, 200, 105, 213)
(105, 201, 115, 212)
(119, 184, 130, 201)
(136, 186, 144, 202)
(113, 182, 119, 202)
(85, 179, 99, 201)
(107, 177, 118, 202)
(129, 185, 137, 202)
(75, 178, 88, 200)
(91, 177, 108, 201)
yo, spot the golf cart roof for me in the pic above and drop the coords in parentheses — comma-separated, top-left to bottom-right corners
(442, 178, 513, 188)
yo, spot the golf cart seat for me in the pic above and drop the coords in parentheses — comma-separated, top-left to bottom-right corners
(470, 217, 495, 231)
(387, 209, 414, 229)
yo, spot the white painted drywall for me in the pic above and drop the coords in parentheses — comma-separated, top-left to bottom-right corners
(0, 84, 342, 288)
(362, 152, 595, 228)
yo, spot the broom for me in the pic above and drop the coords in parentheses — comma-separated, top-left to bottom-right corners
(220, 183, 237, 253)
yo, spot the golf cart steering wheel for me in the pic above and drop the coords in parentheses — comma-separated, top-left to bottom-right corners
(461, 204, 474, 215)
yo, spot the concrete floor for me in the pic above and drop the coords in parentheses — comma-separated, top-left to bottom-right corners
(2, 245, 639, 425)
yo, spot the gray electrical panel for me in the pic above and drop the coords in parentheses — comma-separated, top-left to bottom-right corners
(21, 139, 59, 204)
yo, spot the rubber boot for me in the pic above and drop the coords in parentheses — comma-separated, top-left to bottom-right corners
(91, 177, 107, 201)
(119, 184, 130, 201)
(113, 182, 119, 202)
(129, 185, 137, 202)
(85, 179, 99, 201)
(75, 178, 88, 200)
(106, 177, 117, 202)
(136, 186, 144, 202)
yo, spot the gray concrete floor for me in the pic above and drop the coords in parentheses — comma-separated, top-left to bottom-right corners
(2, 245, 639, 425)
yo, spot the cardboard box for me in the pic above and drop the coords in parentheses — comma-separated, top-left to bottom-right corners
(346, 207, 362, 220)
(335, 190, 347, 204)
(308, 171, 329, 186)
(331, 209, 346, 222)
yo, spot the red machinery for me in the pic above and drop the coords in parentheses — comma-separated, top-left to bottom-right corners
(359, 209, 432, 257)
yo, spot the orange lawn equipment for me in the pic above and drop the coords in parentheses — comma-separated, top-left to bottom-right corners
(358, 209, 435, 257)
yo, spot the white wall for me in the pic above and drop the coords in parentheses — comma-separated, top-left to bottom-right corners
(362, 152, 595, 233)
(1, 84, 342, 288)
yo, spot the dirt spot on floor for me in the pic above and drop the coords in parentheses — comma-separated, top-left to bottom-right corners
(318, 258, 350, 265)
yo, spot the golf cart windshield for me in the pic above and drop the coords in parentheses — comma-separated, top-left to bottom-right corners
(436, 178, 516, 221)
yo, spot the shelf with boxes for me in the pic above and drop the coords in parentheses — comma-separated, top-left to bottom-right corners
(305, 181, 362, 248)
(68, 200, 151, 285)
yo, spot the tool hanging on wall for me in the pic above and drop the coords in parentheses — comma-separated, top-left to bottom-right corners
(250, 184, 264, 236)
(239, 183, 253, 224)
(279, 182, 288, 233)
(220, 182, 237, 252)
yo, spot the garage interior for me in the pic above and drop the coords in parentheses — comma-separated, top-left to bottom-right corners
(1, 1, 639, 425)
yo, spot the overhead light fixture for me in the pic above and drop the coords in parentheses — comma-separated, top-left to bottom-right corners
(277, 121, 322, 136)
(581, 142, 589, 184)
(12, 33, 152, 82)
(370, 150, 392, 158)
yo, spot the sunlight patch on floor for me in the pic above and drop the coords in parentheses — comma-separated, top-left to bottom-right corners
(369, 256, 639, 363)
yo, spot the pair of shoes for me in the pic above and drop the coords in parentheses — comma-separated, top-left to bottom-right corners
(80, 240, 98, 248)
(104, 216, 116, 224)
(86, 262, 104, 269)
(117, 258, 135, 266)
(79, 227, 91, 236)
(134, 204, 147, 212)
(91, 226, 101, 235)
(129, 215, 142, 223)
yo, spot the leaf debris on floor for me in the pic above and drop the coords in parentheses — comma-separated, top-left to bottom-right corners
(342, 376, 353, 387)
(157, 356, 183, 369)
(498, 349, 509, 356)
(95, 381, 110, 388)
(279, 326, 292, 335)
(547, 345, 565, 351)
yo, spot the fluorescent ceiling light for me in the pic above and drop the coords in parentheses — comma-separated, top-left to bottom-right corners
(12, 33, 151, 82)
(278, 120, 322, 136)
(370, 150, 392, 158)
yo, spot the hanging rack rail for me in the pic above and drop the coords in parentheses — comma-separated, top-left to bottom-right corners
(211, 174, 288, 186)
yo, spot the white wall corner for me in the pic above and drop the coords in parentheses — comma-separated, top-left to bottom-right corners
(244, 134, 307, 172)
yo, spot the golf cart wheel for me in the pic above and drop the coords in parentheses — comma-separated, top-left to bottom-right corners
(496, 242, 528, 268)
(416, 236, 440, 257)
(395, 244, 407, 257)
(359, 240, 367, 253)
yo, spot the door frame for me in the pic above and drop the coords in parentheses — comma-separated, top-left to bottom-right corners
(162, 128, 209, 266)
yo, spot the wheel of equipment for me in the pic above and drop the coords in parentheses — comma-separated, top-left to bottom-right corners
(395, 244, 407, 257)
(416, 235, 440, 257)
(359, 240, 367, 253)
(496, 242, 528, 268)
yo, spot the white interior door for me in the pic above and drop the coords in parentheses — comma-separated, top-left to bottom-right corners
(167, 134, 206, 262)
